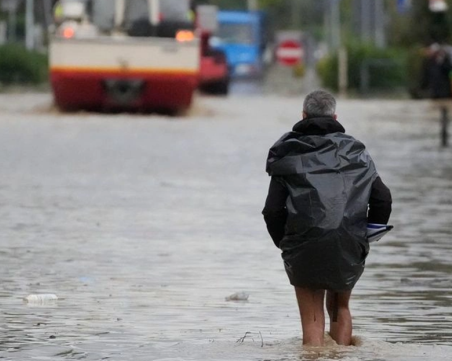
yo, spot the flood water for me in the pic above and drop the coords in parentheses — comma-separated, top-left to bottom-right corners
(1, 93, 452, 360)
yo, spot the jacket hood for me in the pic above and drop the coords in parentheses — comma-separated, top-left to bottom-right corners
(266, 118, 369, 176)
(292, 117, 345, 135)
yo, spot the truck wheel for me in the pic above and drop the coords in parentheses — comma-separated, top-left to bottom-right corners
(204, 78, 229, 95)
(54, 102, 78, 113)
(216, 79, 229, 95)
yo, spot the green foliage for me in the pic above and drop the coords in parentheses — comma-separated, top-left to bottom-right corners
(317, 55, 339, 90)
(317, 43, 408, 93)
(387, 0, 452, 47)
(0, 44, 48, 85)
(258, 0, 284, 8)
(405, 46, 430, 99)
(292, 63, 306, 78)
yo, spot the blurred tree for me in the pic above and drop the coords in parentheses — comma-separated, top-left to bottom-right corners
(259, 0, 284, 7)
(387, 0, 452, 47)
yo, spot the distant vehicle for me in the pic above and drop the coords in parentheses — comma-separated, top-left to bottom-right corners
(50, 0, 200, 113)
(211, 10, 268, 78)
(197, 5, 230, 95)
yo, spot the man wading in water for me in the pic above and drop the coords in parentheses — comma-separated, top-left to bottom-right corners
(262, 90, 392, 346)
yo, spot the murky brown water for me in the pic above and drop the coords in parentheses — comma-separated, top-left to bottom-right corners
(1, 93, 452, 360)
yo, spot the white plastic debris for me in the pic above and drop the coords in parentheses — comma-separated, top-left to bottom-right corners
(23, 294, 58, 303)
(225, 292, 249, 302)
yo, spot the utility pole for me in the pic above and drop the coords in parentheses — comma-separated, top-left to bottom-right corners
(291, 0, 302, 29)
(330, 0, 340, 49)
(9, 6, 17, 42)
(43, 0, 53, 27)
(323, 0, 330, 49)
(1, 0, 19, 43)
(356, 0, 386, 48)
(360, 0, 372, 43)
(324, 0, 347, 96)
(334, 0, 347, 97)
(25, 0, 35, 50)
(374, 0, 386, 48)
(324, 0, 340, 51)
(247, 0, 258, 11)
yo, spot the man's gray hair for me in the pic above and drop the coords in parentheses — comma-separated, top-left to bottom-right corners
(303, 90, 336, 118)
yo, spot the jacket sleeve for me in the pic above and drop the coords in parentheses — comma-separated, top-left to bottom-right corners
(262, 177, 288, 248)
(368, 176, 392, 224)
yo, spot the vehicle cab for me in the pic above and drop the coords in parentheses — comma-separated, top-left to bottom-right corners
(50, 0, 200, 112)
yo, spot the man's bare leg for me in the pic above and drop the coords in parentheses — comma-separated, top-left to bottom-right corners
(326, 290, 352, 346)
(295, 287, 325, 346)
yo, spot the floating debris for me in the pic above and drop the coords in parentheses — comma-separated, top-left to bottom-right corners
(23, 294, 58, 304)
(225, 292, 249, 302)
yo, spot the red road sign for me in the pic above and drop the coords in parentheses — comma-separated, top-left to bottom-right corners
(276, 40, 303, 67)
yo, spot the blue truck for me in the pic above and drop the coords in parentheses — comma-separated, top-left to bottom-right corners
(212, 10, 267, 78)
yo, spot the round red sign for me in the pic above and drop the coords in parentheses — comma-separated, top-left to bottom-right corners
(276, 40, 304, 67)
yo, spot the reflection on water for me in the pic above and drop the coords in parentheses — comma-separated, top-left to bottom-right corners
(1, 95, 452, 360)
(229, 78, 265, 96)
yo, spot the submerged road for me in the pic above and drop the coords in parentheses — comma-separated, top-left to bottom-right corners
(1, 92, 452, 360)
